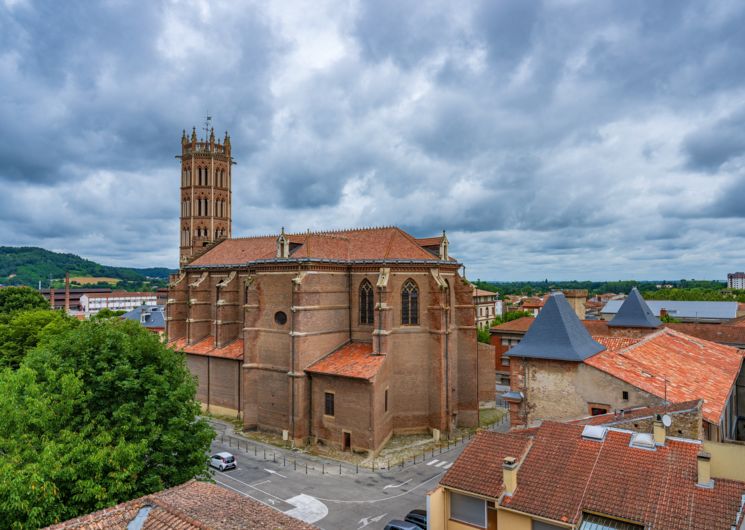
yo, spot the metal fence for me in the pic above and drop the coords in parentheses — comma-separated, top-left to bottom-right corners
(213, 419, 507, 477)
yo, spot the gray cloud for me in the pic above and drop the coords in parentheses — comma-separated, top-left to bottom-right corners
(1, 0, 745, 280)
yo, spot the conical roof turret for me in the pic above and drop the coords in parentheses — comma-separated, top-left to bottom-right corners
(506, 292, 605, 361)
(608, 287, 661, 328)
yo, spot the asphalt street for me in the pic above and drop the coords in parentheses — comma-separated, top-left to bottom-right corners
(209, 435, 470, 530)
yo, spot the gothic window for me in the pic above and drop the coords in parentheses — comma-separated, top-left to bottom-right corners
(359, 279, 374, 325)
(401, 279, 419, 325)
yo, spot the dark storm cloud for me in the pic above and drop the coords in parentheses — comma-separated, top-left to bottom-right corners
(1, 0, 745, 279)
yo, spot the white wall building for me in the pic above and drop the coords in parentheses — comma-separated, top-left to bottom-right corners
(80, 292, 157, 317)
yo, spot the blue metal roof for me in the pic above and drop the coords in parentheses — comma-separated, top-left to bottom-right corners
(602, 299, 737, 321)
(506, 292, 605, 362)
(121, 305, 165, 329)
(608, 288, 661, 328)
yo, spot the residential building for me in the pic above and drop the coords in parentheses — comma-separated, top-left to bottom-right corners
(167, 128, 494, 453)
(427, 421, 745, 530)
(520, 296, 545, 316)
(80, 291, 157, 316)
(502, 291, 745, 442)
(45, 480, 316, 529)
(473, 288, 498, 329)
(601, 298, 738, 323)
(729, 272, 745, 290)
(121, 305, 165, 335)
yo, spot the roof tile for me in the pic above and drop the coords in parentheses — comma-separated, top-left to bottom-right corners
(305, 342, 384, 380)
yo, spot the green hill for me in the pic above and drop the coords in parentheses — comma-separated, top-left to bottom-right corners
(0, 247, 175, 289)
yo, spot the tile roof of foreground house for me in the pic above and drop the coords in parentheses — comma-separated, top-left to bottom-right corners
(585, 328, 745, 424)
(188, 227, 453, 267)
(305, 342, 384, 380)
(442, 423, 745, 529)
(608, 287, 661, 328)
(506, 293, 605, 362)
(45, 480, 317, 529)
(169, 337, 244, 360)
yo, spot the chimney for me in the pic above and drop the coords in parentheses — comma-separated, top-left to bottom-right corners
(660, 308, 668, 320)
(49, 287, 55, 309)
(696, 451, 713, 488)
(653, 416, 665, 445)
(64, 272, 70, 314)
(562, 289, 587, 320)
(503, 456, 518, 496)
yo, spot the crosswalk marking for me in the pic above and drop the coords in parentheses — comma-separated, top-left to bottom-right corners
(435, 461, 447, 468)
(444, 463, 453, 469)
(426, 459, 452, 468)
(427, 460, 438, 466)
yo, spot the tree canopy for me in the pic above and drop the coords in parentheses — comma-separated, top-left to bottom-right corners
(0, 318, 214, 529)
(0, 286, 49, 316)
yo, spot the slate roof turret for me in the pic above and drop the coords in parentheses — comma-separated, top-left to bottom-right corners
(505, 292, 605, 361)
(608, 287, 661, 328)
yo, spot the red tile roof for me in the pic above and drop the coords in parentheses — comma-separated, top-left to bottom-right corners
(305, 342, 384, 380)
(585, 328, 744, 424)
(415, 236, 444, 247)
(169, 337, 244, 360)
(473, 288, 497, 297)
(189, 227, 447, 266)
(490, 316, 535, 333)
(45, 480, 317, 529)
(592, 335, 642, 352)
(444, 423, 745, 529)
(441, 431, 532, 498)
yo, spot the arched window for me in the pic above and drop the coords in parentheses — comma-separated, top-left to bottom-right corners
(359, 279, 374, 325)
(401, 279, 419, 325)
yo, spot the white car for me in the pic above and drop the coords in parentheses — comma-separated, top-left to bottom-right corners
(210, 452, 236, 471)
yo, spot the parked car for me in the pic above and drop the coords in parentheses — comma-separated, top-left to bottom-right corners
(404, 509, 427, 529)
(383, 520, 420, 530)
(209, 452, 236, 471)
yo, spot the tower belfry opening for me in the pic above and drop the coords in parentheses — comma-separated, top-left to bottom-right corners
(177, 123, 234, 264)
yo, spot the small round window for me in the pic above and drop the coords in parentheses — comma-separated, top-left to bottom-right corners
(274, 311, 288, 325)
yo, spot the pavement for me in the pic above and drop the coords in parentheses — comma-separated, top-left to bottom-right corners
(206, 418, 507, 529)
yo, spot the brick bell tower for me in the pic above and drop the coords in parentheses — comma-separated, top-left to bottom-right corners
(178, 124, 234, 265)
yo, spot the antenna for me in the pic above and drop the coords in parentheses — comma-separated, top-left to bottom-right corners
(203, 114, 212, 139)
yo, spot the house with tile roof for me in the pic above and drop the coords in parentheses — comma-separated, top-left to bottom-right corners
(427, 422, 745, 530)
(473, 287, 499, 330)
(168, 133, 494, 453)
(45, 480, 317, 529)
(502, 293, 745, 443)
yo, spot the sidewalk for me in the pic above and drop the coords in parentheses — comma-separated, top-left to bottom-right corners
(205, 412, 509, 477)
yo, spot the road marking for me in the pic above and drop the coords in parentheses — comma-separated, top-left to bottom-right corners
(383, 478, 412, 490)
(217, 472, 286, 502)
(444, 463, 453, 469)
(213, 478, 267, 505)
(314, 472, 443, 504)
(435, 461, 447, 468)
(285, 494, 329, 524)
(252, 480, 270, 486)
(427, 459, 439, 465)
(264, 468, 287, 478)
(358, 513, 388, 529)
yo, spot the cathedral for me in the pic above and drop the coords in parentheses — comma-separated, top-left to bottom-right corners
(167, 128, 492, 452)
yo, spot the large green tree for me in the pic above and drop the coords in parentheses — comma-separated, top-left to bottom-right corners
(0, 286, 49, 316)
(0, 319, 214, 529)
(0, 309, 74, 369)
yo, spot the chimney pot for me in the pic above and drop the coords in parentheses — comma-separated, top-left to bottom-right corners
(502, 456, 518, 496)
(653, 418, 665, 445)
(696, 451, 713, 488)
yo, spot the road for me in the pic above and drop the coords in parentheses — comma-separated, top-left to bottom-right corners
(209, 435, 470, 530)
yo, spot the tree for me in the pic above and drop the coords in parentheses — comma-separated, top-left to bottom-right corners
(0, 287, 49, 316)
(477, 326, 491, 344)
(0, 319, 214, 528)
(0, 309, 75, 369)
(91, 308, 127, 320)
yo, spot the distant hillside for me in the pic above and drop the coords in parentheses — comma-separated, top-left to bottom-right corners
(0, 247, 175, 289)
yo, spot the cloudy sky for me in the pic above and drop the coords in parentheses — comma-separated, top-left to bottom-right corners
(1, 0, 744, 280)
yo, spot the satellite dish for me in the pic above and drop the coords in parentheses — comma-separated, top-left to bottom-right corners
(662, 414, 672, 428)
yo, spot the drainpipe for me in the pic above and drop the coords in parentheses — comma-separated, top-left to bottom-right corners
(290, 273, 297, 444)
(308, 373, 313, 441)
(207, 356, 211, 412)
(237, 360, 241, 420)
(444, 291, 450, 431)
